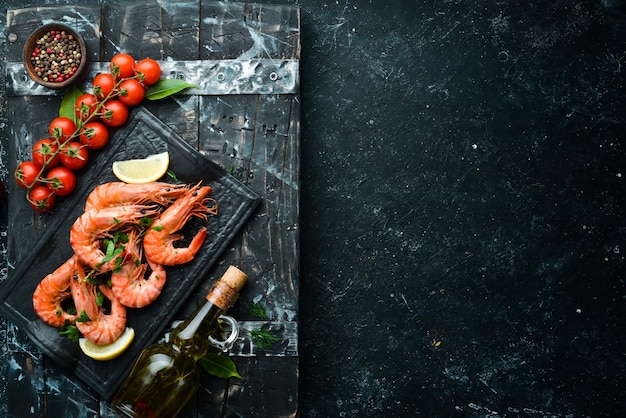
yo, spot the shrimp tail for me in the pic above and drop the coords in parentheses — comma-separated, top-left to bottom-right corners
(143, 185, 215, 266)
(112, 260, 167, 308)
(75, 285, 127, 345)
(149, 227, 207, 266)
(33, 256, 80, 328)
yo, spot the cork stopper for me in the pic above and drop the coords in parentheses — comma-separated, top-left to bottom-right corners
(206, 266, 248, 310)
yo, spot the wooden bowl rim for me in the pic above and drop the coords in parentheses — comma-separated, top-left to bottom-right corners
(22, 23, 89, 90)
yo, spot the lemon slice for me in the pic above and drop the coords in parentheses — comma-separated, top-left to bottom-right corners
(112, 151, 169, 183)
(79, 327, 135, 361)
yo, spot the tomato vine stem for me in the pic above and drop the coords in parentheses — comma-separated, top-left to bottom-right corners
(23, 72, 142, 206)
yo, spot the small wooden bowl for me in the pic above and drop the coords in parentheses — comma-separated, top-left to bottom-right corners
(23, 23, 88, 90)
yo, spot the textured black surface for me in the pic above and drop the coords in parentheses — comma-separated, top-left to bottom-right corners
(296, 1, 626, 417)
(0, 0, 625, 417)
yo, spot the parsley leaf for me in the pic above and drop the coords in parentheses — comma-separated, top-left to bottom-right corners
(76, 310, 91, 323)
(58, 325, 80, 342)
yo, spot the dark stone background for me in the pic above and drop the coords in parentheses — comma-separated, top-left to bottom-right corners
(295, 0, 626, 417)
(0, 1, 625, 417)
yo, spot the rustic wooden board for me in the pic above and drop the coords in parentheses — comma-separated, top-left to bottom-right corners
(199, 2, 301, 60)
(1, 1, 299, 416)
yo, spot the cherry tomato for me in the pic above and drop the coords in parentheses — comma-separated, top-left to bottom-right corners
(29, 186, 56, 212)
(49, 117, 77, 144)
(79, 121, 109, 149)
(75, 93, 98, 121)
(118, 79, 146, 106)
(101, 100, 129, 127)
(134, 58, 161, 85)
(32, 138, 60, 168)
(110, 53, 136, 80)
(60, 142, 89, 170)
(15, 161, 42, 189)
(92, 73, 116, 101)
(46, 166, 77, 196)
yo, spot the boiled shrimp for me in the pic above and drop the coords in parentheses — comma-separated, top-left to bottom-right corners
(84, 182, 190, 211)
(70, 204, 158, 272)
(111, 231, 167, 308)
(71, 279, 127, 345)
(66, 260, 99, 320)
(143, 184, 217, 266)
(33, 255, 81, 328)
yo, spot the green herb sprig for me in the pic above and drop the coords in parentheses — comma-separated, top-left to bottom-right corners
(249, 329, 281, 349)
(245, 301, 268, 319)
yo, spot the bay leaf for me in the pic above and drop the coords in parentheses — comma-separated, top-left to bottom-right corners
(145, 79, 199, 100)
(199, 353, 243, 380)
(59, 87, 83, 123)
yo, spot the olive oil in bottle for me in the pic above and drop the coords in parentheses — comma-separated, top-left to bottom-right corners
(111, 265, 248, 418)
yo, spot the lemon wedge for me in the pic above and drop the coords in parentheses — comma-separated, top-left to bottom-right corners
(112, 151, 169, 183)
(79, 327, 135, 361)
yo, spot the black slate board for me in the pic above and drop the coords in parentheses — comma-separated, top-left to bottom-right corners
(0, 107, 261, 398)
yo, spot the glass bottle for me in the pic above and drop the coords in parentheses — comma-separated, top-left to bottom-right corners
(111, 265, 248, 418)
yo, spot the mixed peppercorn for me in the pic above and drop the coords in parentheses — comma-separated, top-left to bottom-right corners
(29, 29, 82, 83)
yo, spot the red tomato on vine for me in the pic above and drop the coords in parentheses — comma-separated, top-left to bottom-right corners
(32, 138, 60, 168)
(79, 121, 109, 149)
(49, 117, 77, 144)
(110, 53, 136, 80)
(101, 100, 129, 127)
(75, 93, 98, 121)
(93, 73, 116, 100)
(29, 186, 55, 212)
(46, 166, 76, 196)
(15, 161, 41, 189)
(134, 58, 161, 85)
(60, 142, 89, 170)
(118, 79, 146, 106)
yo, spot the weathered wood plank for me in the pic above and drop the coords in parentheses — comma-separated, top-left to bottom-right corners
(0, 320, 9, 417)
(196, 372, 229, 418)
(7, 352, 45, 416)
(142, 94, 201, 150)
(101, 0, 200, 60)
(196, 5, 301, 416)
(196, 91, 300, 417)
(200, 1, 301, 60)
(198, 94, 299, 322)
(243, 94, 300, 323)
(43, 360, 101, 417)
(6, 324, 46, 417)
(3, 2, 300, 415)
(227, 357, 299, 417)
(6, 59, 299, 96)
(197, 94, 257, 168)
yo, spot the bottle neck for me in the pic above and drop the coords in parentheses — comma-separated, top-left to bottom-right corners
(168, 266, 247, 360)
(206, 279, 240, 310)
(170, 299, 224, 359)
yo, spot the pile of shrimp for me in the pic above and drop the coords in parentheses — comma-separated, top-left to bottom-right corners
(32, 182, 218, 345)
